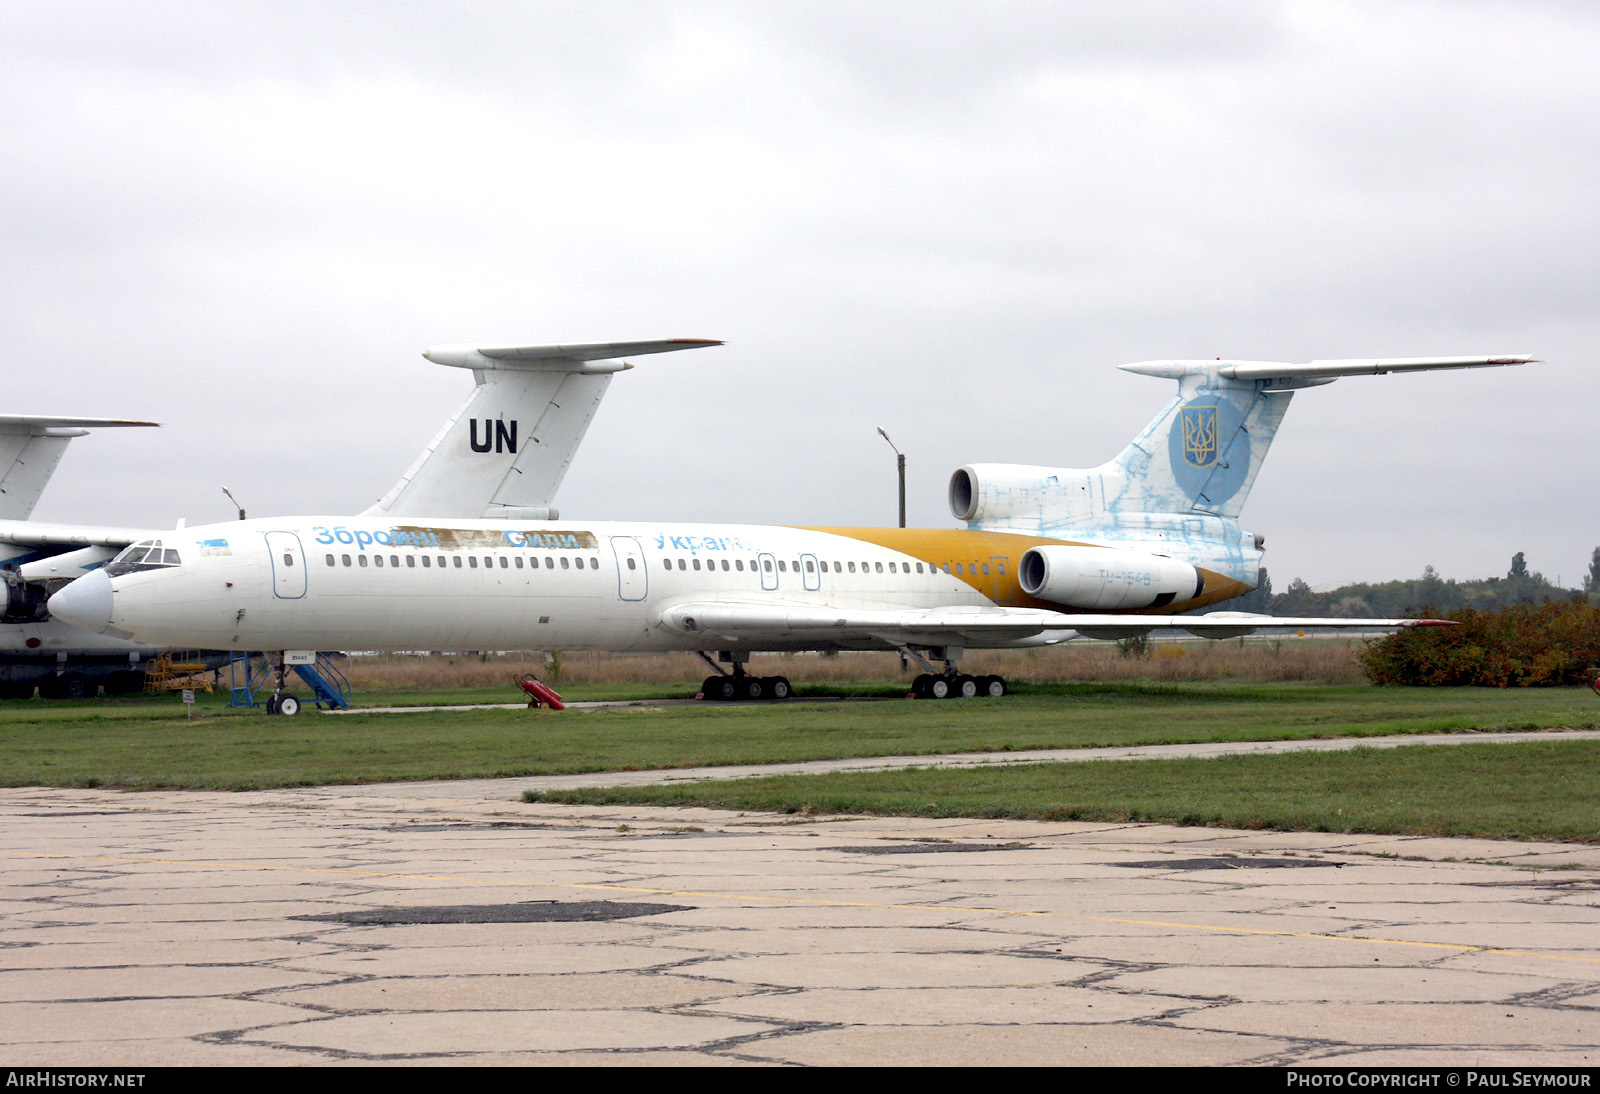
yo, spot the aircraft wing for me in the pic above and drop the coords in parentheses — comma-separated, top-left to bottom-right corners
(0, 522, 164, 549)
(655, 603, 1451, 648)
(0, 520, 165, 578)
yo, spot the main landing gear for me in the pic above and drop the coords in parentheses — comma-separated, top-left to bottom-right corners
(696, 652, 790, 702)
(903, 647, 1008, 700)
(909, 672, 1007, 700)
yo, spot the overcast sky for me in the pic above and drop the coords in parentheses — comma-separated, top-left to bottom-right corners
(4, 0, 1592, 589)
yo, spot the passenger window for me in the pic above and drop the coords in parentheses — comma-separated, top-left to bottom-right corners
(805, 559, 814, 572)
(407, 556, 416, 568)
(916, 563, 924, 573)
(325, 554, 335, 566)
(763, 559, 773, 572)
(662, 559, 671, 572)
(941, 563, 950, 574)
(545, 557, 554, 569)
(392, 555, 400, 567)
(834, 562, 842, 572)
(778, 560, 787, 572)
(874, 562, 882, 573)
(997, 563, 1006, 574)
(453, 556, 462, 568)
(982, 564, 990, 574)
(500, 557, 508, 568)
(374, 555, 384, 567)
(627, 558, 636, 570)
(283, 553, 294, 567)
(693, 559, 701, 571)
(358, 556, 368, 568)
(342, 554, 351, 566)
(735, 559, 744, 571)
(469, 557, 478, 568)
(515, 556, 524, 569)
(561, 556, 570, 569)
(720, 560, 729, 571)
(677, 559, 686, 570)
(422, 556, 431, 568)
(848, 562, 856, 573)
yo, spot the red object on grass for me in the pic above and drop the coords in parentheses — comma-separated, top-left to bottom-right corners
(516, 675, 566, 710)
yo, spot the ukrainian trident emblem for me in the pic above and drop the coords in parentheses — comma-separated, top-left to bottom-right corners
(1180, 406, 1218, 467)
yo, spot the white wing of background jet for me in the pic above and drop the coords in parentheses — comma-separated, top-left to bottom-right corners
(656, 603, 1451, 648)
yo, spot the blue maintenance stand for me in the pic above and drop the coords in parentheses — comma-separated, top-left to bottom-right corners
(229, 651, 352, 711)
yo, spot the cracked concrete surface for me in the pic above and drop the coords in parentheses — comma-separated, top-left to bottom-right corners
(2, 782, 1597, 1066)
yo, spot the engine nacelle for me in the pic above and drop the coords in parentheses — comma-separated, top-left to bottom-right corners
(2, 572, 49, 624)
(1018, 545, 1202, 611)
(950, 464, 1094, 525)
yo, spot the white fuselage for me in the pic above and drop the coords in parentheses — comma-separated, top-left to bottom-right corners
(90, 517, 1031, 653)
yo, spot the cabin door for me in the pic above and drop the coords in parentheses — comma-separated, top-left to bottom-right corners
(610, 536, 647, 601)
(990, 556, 1013, 604)
(265, 531, 307, 600)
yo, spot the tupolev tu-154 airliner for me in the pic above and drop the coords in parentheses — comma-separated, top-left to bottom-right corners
(48, 344, 1530, 713)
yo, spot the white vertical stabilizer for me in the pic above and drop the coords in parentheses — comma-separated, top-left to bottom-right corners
(364, 339, 722, 520)
(0, 416, 157, 522)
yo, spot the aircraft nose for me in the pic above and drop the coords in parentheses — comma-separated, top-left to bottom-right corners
(47, 569, 115, 633)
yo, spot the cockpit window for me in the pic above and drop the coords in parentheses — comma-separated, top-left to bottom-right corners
(106, 539, 183, 577)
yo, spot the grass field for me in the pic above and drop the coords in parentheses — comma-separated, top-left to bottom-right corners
(525, 738, 1600, 843)
(6, 645, 1596, 841)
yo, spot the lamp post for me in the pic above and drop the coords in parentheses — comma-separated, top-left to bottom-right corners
(876, 427, 905, 528)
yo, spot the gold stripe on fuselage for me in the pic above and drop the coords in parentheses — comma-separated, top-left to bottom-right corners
(795, 527, 1251, 613)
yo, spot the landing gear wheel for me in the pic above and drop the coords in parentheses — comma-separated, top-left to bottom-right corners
(955, 675, 979, 699)
(265, 694, 281, 715)
(700, 675, 722, 700)
(981, 675, 1007, 698)
(911, 674, 933, 699)
(928, 676, 953, 700)
(711, 677, 739, 702)
(767, 676, 791, 700)
(742, 677, 766, 701)
(277, 695, 301, 717)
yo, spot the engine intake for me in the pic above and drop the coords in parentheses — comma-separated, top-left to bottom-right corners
(1018, 545, 1202, 611)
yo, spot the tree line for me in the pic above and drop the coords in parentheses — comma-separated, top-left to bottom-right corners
(1226, 547, 1600, 618)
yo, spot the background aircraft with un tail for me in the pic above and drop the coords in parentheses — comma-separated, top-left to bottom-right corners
(4, 339, 716, 697)
(48, 347, 1528, 711)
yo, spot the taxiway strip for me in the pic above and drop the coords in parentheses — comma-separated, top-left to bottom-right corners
(2, 752, 1597, 1065)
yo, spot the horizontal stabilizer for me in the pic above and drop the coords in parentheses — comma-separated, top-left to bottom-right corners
(0, 416, 158, 435)
(423, 339, 723, 373)
(1120, 356, 1533, 387)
